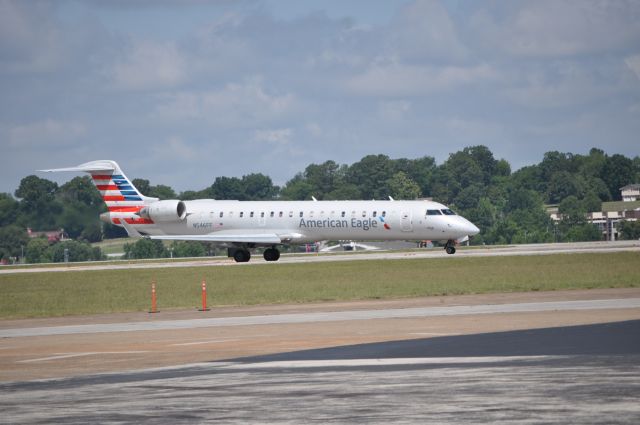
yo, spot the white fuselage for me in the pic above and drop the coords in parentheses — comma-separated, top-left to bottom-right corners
(136, 199, 479, 244)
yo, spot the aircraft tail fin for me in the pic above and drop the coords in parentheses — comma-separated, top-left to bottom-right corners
(39, 160, 158, 216)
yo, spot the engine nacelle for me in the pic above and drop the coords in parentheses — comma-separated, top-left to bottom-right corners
(139, 200, 187, 222)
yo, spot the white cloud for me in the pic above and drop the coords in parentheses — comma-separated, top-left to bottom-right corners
(8, 119, 86, 148)
(151, 136, 197, 161)
(109, 40, 187, 90)
(377, 100, 412, 122)
(347, 62, 497, 97)
(386, 0, 466, 62)
(625, 54, 640, 80)
(471, 0, 640, 57)
(154, 78, 295, 126)
(253, 128, 293, 145)
(0, 1, 66, 73)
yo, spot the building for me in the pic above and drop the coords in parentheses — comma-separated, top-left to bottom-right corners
(27, 228, 67, 243)
(621, 184, 640, 202)
(548, 185, 640, 241)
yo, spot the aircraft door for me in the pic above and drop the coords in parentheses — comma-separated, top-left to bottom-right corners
(401, 211, 413, 232)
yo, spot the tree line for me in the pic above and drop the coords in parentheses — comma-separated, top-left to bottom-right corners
(1, 146, 639, 263)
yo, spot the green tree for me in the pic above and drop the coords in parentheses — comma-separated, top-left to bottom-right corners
(602, 154, 635, 201)
(209, 176, 245, 200)
(15, 175, 61, 230)
(80, 222, 103, 243)
(346, 154, 394, 199)
(124, 239, 168, 259)
(58, 176, 103, 207)
(280, 174, 315, 200)
(148, 184, 177, 199)
(46, 240, 104, 262)
(558, 196, 586, 226)
(25, 238, 51, 263)
(0, 193, 19, 227)
(242, 173, 278, 200)
(170, 241, 206, 257)
(546, 171, 585, 204)
(132, 178, 151, 196)
(0, 225, 29, 262)
(618, 220, 640, 240)
(386, 172, 421, 200)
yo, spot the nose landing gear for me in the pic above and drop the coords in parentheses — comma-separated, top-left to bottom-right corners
(444, 240, 456, 255)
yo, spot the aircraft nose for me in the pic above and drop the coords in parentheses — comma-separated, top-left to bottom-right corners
(461, 219, 480, 236)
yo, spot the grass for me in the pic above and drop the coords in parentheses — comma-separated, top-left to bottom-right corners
(0, 252, 638, 319)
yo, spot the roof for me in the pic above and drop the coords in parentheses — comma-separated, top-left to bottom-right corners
(601, 200, 640, 212)
(620, 184, 640, 190)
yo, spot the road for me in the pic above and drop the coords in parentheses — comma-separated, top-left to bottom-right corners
(1, 240, 638, 274)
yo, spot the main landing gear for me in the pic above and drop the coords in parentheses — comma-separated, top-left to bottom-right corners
(444, 240, 456, 255)
(228, 247, 281, 262)
(263, 247, 280, 262)
(231, 248, 251, 263)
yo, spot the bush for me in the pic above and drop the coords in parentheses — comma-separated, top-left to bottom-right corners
(47, 240, 105, 262)
(123, 239, 168, 259)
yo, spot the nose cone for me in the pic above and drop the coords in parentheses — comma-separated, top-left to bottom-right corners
(461, 219, 480, 236)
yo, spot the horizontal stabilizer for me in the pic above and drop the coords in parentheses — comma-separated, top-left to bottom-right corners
(149, 233, 282, 244)
(121, 220, 142, 238)
(39, 160, 116, 173)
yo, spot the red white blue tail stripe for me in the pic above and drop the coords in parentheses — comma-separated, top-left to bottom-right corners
(39, 160, 157, 225)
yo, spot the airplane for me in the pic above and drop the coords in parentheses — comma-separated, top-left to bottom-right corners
(40, 160, 480, 262)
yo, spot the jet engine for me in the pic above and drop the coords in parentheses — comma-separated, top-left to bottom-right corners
(138, 200, 187, 222)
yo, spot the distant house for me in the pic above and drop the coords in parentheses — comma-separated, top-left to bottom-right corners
(621, 184, 640, 202)
(548, 185, 640, 241)
(27, 228, 67, 243)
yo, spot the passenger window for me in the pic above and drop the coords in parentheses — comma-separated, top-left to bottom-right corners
(310, 211, 314, 218)
(250, 211, 254, 218)
(382, 211, 386, 217)
(219, 212, 223, 218)
(270, 211, 274, 218)
(362, 211, 366, 217)
(373, 211, 377, 217)
(289, 211, 293, 218)
(279, 211, 283, 218)
(240, 212, 244, 218)
(341, 211, 346, 218)
(299, 211, 303, 217)
(260, 212, 265, 218)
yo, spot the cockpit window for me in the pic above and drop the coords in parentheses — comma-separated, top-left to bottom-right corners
(426, 209, 442, 215)
(441, 209, 456, 215)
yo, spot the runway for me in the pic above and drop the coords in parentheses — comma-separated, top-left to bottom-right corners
(1, 240, 638, 274)
(1, 288, 640, 423)
(2, 321, 639, 424)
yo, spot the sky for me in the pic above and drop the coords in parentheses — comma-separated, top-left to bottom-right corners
(1, 0, 639, 194)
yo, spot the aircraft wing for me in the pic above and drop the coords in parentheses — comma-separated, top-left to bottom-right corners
(149, 233, 283, 244)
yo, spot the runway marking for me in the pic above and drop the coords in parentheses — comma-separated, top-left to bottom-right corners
(222, 356, 559, 369)
(2, 298, 639, 338)
(170, 339, 239, 346)
(17, 351, 150, 364)
(408, 332, 455, 336)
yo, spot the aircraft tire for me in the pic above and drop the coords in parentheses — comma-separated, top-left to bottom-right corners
(445, 246, 456, 255)
(263, 248, 280, 261)
(233, 249, 251, 263)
